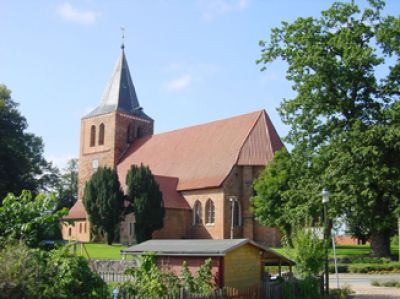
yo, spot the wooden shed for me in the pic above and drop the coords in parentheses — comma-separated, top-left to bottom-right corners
(121, 239, 294, 289)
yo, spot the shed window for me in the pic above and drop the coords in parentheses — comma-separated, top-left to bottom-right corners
(205, 199, 215, 224)
(193, 201, 202, 225)
(90, 125, 96, 147)
(99, 123, 105, 145)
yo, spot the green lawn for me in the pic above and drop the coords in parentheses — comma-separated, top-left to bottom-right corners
(76, 243, 128, 260)
(76, 242, 399, 261)
(272, 244, 399, 259)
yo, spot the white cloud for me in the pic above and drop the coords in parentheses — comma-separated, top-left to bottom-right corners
(57, 2, 101, 25)
(199, 0, 249, 21)
(47, 154, 75, 169)
(166, 74, 192, 92)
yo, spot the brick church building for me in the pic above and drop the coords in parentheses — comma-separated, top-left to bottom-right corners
(62, 45, 284, 247)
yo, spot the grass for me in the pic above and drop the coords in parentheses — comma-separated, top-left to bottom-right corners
(272, 244, 399, 259)
(75, 243, 128, 260)
(75, 243, 399, 261)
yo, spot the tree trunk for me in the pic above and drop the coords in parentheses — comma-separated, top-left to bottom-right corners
(370, 230, 391, 257)
(106, 231, 114, 245)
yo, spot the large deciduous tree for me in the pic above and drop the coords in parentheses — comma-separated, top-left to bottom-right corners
(82, 167, 124, 245)
(254, 0, 400, 257)
(126, 164, 164, 243)
(56, 158, 78, 210)
(0, 84, 57, 201)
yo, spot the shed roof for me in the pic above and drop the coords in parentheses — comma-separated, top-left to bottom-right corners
(121, 239, 295, 265)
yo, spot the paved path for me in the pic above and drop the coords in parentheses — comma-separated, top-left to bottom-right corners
(329, 274, 400, 299)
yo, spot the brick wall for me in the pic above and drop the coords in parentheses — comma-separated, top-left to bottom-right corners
(224, 244, 262, 288)
(152, 208, 191, 239)
(61, 220, 91, 242)
(182, 188, 224, 239)
(222, 165, 282, 246)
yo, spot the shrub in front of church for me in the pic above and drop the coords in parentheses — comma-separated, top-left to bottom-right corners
(83, 167, 124, 245)
(119, 254, 214, 297)
(0, 242, 109, 299)
(125, 164, 165, 243)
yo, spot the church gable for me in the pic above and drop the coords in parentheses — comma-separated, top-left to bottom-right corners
(237, 111, 284, 165)
(117, 110, 265, 191)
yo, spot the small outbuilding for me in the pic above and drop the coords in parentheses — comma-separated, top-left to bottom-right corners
(121, 239, 294, 289)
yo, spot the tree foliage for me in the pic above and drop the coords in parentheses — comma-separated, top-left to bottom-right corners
(126, 164, 165, 243)
(0, 191, 68, 247)
(255, 0, 400, 257)
(0, 242, 108, 299)
(83, 167, 124, 245)
(0, 84, 57, 201)
(55, 158, 78, 210)
(284, 229, 325, 278)
(121, 254, 214, 297)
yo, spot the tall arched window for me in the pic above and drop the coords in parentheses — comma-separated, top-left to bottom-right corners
(127, 124, 131, 143)
(193, 201, 202, 225)
(205, 199, 215, 224)
(136, 126, 141, 138)
(90, 125, 96, 147)
(232, 200, 241, 226)
(99, 123, 105, 145)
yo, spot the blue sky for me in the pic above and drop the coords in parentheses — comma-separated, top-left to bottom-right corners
(1, 0, 399, 169)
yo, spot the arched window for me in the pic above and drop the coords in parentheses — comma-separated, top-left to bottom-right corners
(90, 125, 96, 147)
(127, 124, 131, 143)
(84, 222, 87, 233)
(205, 199, 215, 224)
(193, 201, 202, 225)
(136, 126, 141, 138)
(68, 227, 72, 237)
(99, 123, 105, 145)
(79, 223, 82, 233)
(232, 200, 241, 227)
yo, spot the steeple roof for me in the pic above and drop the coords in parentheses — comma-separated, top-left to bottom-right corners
(84, 48, 152, 120)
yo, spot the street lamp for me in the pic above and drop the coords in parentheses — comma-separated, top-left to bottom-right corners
(321, 188, 330, 297)
(229, 196, 238, 239)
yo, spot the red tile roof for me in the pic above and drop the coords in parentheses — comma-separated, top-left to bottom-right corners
(66, 110, 283, 219)
(117, 110, 283, 191)
(153, 175, 190, 210)
(63, 200, 87, 220)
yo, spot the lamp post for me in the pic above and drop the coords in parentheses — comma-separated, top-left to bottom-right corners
(229, 196, 238, 239)
(322, 188, 330, 297)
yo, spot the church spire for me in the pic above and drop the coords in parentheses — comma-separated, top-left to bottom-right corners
(84, 41, 151, 120)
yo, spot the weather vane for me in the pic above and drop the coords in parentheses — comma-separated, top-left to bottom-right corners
(121, 26, 125, 49)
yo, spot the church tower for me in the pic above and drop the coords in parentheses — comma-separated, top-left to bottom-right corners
(63, 44, 153, 242)
(78, 45, 153, 199)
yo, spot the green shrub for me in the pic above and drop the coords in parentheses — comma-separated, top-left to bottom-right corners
(285, 228, 325, 277)
(0, 242, 109, 299)
(329, 264, 349, 273)
(371, 280, 400, 288)
(329, 285, 354, 299)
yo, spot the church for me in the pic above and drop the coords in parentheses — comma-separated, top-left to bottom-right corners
(62, 44, 284, 247)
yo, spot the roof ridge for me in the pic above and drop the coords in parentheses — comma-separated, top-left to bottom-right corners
(152, 110, 264, 137)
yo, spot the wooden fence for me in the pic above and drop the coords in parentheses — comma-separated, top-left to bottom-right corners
(113, 276, 323, 299)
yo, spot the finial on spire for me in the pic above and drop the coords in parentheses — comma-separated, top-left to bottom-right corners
(121, 27, 125, 50)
